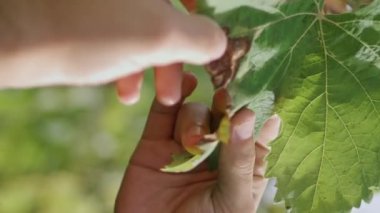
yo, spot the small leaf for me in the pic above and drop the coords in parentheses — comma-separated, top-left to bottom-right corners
(161, 141, 219, 173)
(217, 116, 230, 144)
(185, 145, 204, 155)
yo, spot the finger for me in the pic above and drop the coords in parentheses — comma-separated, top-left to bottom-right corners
(211, 88, 232, 131)
(253, 114, 282, 178)
(174, 103, 211, 154)
(157, 3, 227, 65)
(116, 72, 144, 105)
(215, 109, 256, 210)
(252, 114, 282, 210)
(142, 72, 197, 140)
(256, 114, 282, 149)
(155, 63, 183, 106)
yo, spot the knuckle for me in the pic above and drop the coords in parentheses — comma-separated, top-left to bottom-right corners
(233, 161, 254, 176)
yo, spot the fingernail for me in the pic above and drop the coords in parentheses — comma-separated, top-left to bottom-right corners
(270, 114, 282, 138)
(232, 117, 255, 143)
(189, 125, 202, 136)
(183, 126, 204, 147)
(117, 92, 140, 105)
(159, 96, 178, 106)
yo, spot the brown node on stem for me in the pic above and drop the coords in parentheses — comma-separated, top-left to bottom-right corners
(205, 29, 251, 89)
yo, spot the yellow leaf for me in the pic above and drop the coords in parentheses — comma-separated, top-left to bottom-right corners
(185, 145, 204, 155)
(217, 116, 231, 144)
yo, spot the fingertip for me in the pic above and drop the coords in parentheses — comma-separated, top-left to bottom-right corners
(156, 95, 180, 106)
(257, 114, 282, 145)
(155, 64, 183, 106)
(167, 12, 227, 64)
(182, 72, 198, 98)
(212, 88, 232, 113)
(203, 19, 228, 61)
(174, 102, 210, 147)
(117, 91, 140, 105)
(232, 108, 256, 128)
(181, 125, 204, 149)
(200, 16, 228, 62)
(270, 114, 282, 128)
(230, 109, 256, 143)
(116, 73, 143, 105)
(158, 71, 197, 105)
(266, 114, 282, 140)
(215, 31, 228, 60)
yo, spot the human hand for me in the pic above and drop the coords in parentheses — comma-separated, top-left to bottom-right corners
(115, 73, 282, 213)
(0, 0, 226, 105)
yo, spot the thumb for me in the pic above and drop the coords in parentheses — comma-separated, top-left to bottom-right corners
(159, 4, 227, 65)
(216, 109, 256, 210)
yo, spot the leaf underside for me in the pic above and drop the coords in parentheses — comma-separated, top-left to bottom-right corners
(200, 0, 380, 212)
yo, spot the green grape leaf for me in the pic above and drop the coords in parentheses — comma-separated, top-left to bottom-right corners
(348, 0, 374, 10)
(200, 0, 380, 212)
(161, 141, 219, 173)
(246, 90, 275, 134)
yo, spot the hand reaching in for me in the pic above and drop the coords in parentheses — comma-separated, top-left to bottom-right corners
(0, 0, 226, 105)
(115, 73, 281, 213)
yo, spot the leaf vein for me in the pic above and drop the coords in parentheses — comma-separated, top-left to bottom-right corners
(328, 104, 368, 189)
(335, 19, 380, 25)
(286, 145, 323, 189)
(323, 18, 380, 60)
(236, 13, 317, 37)
(326, 52, 380, 118)
(310, 17, 329, 213)
(267, 92, 325, 175)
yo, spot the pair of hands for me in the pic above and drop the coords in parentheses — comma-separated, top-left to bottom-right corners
(115, 73, 281, 213)
(1, 1, 282, 212)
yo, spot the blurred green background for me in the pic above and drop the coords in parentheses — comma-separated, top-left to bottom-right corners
(0, 69, 216, 213)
